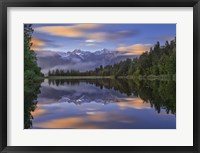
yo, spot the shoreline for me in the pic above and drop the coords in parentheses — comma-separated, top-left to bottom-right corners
(44, 74, 176, 81)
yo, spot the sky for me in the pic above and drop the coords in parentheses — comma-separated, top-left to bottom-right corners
(31, 24, 176, 55)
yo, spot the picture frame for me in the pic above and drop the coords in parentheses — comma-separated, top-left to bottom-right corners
(0, 0, 199, 152)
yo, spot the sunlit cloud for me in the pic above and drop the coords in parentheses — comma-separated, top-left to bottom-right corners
(117, 97, 151, 110)
(34, 115, 107, 129)
(34, 117, 90, 129)
(35, 26, 84, 37)
(31, 108, 47, 117)
(35, 24, 101, 38)
(35, 24, 138, 43)
(33, 110, 136, 129)
(31, 24, 175, 52)
(87, 32, 107, 41)
(31, 37, 63, 51)
(87, 111, 135, 123)
(31, 38, 46, 51)
(116, 43, 153, 55)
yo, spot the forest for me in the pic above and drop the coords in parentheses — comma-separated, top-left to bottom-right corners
(48, 38, 176, 79)
(24, 24, 43, 128)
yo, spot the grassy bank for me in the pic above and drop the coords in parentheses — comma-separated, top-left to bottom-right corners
(137, 74, 176, 81)
(117, 74, 175, 81)
(45, 74, 176, 81)
(45, 76, 114, 79)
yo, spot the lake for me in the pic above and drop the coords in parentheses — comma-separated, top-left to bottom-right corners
(26, 78, 176, 129)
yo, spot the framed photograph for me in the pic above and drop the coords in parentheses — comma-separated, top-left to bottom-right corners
(1, 0, 200, 152)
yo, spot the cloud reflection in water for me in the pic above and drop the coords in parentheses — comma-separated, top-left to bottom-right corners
(31, 79, 176, 129)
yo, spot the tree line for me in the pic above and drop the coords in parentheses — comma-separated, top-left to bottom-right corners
(48, 38, 176, 78)
(24, 24, 43, 129)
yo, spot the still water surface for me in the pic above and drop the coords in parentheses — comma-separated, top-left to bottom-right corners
(31, 79, 176, 129)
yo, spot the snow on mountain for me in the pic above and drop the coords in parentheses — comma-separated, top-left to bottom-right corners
(94, 48, 112, 55)
(36, 49, 136, 74)
(56, 49, 92, 60)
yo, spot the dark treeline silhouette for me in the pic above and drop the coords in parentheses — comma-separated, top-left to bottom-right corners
(24, 24, 43, 129)
(48, 38, 176, 78)
(48, 78, 176, 114)
(24, 24, 43, 80)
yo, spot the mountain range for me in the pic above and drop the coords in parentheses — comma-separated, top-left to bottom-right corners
(36, 49, 136, 74)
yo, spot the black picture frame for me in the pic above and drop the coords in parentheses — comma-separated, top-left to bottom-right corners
(0, 0, 199, 152)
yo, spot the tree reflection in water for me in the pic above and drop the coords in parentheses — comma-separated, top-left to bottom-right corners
(47, 78, 176, 114)
(25, 78, 175, 129)
(24, 79, 43, 129)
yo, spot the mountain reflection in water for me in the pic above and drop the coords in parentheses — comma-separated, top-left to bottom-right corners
(29, 78, 176, 129)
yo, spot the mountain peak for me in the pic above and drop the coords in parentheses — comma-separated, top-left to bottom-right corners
(36, 50, 136, 74)
(101, 48, 110, 53)
(73, 49, 82, 53)
(94, 48, 112, 55)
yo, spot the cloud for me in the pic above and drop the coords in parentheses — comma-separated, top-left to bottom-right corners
(87, 30, 138, 42)
(35, 50, 58, 57)
(116, 43, 153, 55)
(33, 111, 135, 129)
(85, 39, 96, 43)
(117, 97, 151, 110)
(31, 37, 64, 51)
(34, 117, 92, 129)
(31, 38, 46, 50)
(35, 24, 138, 42)
(151, 36, 175, 41)
(75, 24, 100, 29)
(36, 26, 83, 37)
(34, 24, 101, 38)
(85, 43, 95, 46)
(31, 108, 47, 117)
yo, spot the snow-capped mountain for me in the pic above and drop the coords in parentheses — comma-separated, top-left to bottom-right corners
(36, 49, 136, 74)
(57, 49, 92, 60)
(94, 48, 112, 55)
(58, 93, 120, 105)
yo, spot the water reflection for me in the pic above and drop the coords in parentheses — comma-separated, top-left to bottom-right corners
(26, 79, 176, 129)
(24, 79, 43, 129)
(47, 79, 176, 114)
